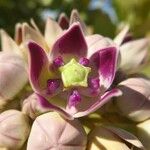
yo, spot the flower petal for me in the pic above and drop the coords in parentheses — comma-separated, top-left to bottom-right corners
(114, 25, 130, 46)
(14, 23, 23, 45)
(86, 34, 115, 58)
(51, 23, 87, 61)
(37, 93, 73, 120)
(73, 89, 122, 118)
(22, 23, 49, 52)
(30, 18, 42, 34)
(28, 41, 53, 93)
(70, 9, 87, 35)
(99, 47, 119, 89)
(44, 17, 63, 49)
(120, 38, 149, 72)
(58, 13, 69, 29)
(106, 127, 144, 149)
(0, 30, 22, 57)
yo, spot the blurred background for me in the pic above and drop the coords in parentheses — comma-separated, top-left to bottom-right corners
(0, 0, 150, 38)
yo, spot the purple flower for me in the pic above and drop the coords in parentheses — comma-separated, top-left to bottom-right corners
(27, 22, 121, 119)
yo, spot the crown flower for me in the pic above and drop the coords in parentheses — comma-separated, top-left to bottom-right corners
(27, 22, 121, 119)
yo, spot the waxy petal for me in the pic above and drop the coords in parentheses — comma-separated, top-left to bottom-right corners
(86, 34, 115, 58)
(23, 23, 48, 52)
(114, 25, 130, 46)
(107, 127, 144, 149)
(14, 23, 23, 45)
(28, 41, 53, 93)
(37, 94, 73, 120)
(0, 30, 22, 57)
(120, 38, 149, 72)
(58, 13, 69, 29)
(88, 126, 132, 150)
(99, 47, 118, 89)
(30, 18, 42, 34)
(70, 9, 87, 35)
(44, 17, 63, 49)
(73, 89, 122, 118)
(88, 126, 144, 150)
(51, 23, 87, 61)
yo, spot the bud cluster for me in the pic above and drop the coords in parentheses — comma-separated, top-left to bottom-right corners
(0, 9, 150, 150)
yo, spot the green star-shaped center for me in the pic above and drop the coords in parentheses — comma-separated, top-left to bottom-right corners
(59, 59, 91, 88)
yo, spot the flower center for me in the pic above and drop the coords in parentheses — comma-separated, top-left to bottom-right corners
(59, 59, 91, 88)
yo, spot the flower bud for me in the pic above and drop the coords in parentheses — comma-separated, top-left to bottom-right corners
(27, 112, 87, 150)
(0, 110, 31, 149)
(137, 119, 150, 150)
(22, 93, 45, 119)
(115, 77, 150, 122)
(119, 35, 149, 73)
(0, 52, 28, 103)
(87, 126, 144, 150)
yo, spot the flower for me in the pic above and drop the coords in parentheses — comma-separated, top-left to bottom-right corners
(115, 77, 150, 122)
(114, 25, 149, 73)
(27, 112, 87, 150)
(87, 125, 144, 150)
(0, 110, 31, 149)
(27, 22, 121, 119)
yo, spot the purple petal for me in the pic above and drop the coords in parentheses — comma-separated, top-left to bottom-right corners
(58, 13, 69, 30)
(37, 93, 73, 120)
(73, 88, 122, 118)
(99, 47, 119, 89)
(70, 9, 87, 35)
(28, 41, 50, 92)
(51, 23, 87, 60)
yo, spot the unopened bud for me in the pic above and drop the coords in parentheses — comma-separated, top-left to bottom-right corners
(115, 77, 150, 122)
(0, 110, 31, 149)
(27, 112, 87, 150)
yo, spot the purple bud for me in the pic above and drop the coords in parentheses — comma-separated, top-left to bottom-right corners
(79, 57, 89, 66)
(89, 77, 100, 90)
(53, 56, 64, 68)
(69, 90, 81, 108)
(47, 79, 60, 94)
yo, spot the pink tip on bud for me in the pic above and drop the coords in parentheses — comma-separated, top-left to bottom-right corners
(47, 79, 60, 94)
(53, 56, 64, 68)
(79, 57, 89, 66)
(69, 90, 81, 108)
